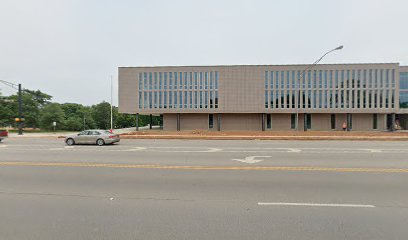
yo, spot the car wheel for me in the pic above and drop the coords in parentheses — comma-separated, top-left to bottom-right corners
(96, 139, 105, 146)
(66, 138, 75, 146)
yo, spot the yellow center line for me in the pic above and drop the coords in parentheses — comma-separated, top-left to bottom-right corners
(0, 161, 408, 173)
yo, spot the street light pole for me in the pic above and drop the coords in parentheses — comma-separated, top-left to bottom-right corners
(18, 84, 23, 135)
(295, 45, 343, 131)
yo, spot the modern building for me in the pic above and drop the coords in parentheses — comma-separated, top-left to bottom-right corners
(119, 63, 408, 131)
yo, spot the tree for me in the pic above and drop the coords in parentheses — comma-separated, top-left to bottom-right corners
(92, 102, 111, 129)
(40, 103, 65, 130)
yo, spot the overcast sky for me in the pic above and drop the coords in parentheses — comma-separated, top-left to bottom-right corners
(0, 0, 407, 106)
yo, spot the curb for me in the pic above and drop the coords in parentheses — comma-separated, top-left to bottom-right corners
(119, 135, 408, 141)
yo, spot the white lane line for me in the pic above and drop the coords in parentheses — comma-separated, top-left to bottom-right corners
(0, 145, 7, 148)
(258, 202, 375, 208)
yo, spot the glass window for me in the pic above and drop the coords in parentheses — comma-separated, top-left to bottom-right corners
(194, 72, 198, 89)
(194, 91, 198, 108)
(281, 71, 285, 89)
(270, 71, 274, 89)
(139, 73, 142, 90)
(205, 72, 208, 90)
(189, 72, 193, 90)
(386, 69, 389, 88)
(215, 72, 219, 89)
(265, 71, 268, 89)
(184, 91, 187, 108)
(149, 92, 152, 108)
(275, 71, 279, 89)
(154, 72, 158, 90)
(400, 91, 408, 108)
(159, 72, 163, 90)
(319, 70, 322, 88)
(286, 71, 290, 89)
(373, 114, 378, 129)
(215, 91, 218, 108)
(267, 114, 271, 129)
(290, 114, 296, 129)
(209, 114, 214, 129)
(400, 73, 408, 89)
(169, 72, 173, 90)
(164, 91, 167, 108)
(270, 90, 274, 109)
(149, 73, 153, 90)
(184, 72, 188, 90)
(210, 91, 213, 108)
(199, 91, 203, 108)
(306, 114, 312, 129)
(331, 114, 336, 130)
(210, 72, 214, 90)
(174, 72, 178, 89)
(144, 72, 148, 90)
(154, 92, 157, 108)
(265, 90, 268, 108)
(200, 72, 203, 90)
(205, 92, 208, 108)
(169, 91, 172, 108)
(144, 92, 148, 108)
(189, 91, 193, 108)
(329, 70, 333, 88)
(179, 91, 182, 108)
(159, 92, 162, 108)
(138, 92, 142, 109)
(292, 71, 296, 88)
(174, 91, 178, 107)
(164, 73, 168, 90)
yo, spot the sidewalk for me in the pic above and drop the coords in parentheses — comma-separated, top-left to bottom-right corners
(120, 130, 408, 141)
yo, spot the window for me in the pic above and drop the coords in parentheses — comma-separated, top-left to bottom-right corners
(400, 73, 408, 89)
(159, 92, 163, 108)
(164, 92, 167, 108)
(179, 91, 183, 108)
(154, 72, 158, 90)
(149, 73, 153, 90)
(169, 91, 173, 108)
(215, 72, 219, 89)
(373, 114, 378, 129)
(209, 114, 214, 129)
(164, 73, 168, 90)
(331, 114, 336, 130)
(159, 72, 163, 90)
(200, 72, 203, 90)
(189, 91, 193, 108)
(138, 73, 142, 90)
(266, 114, 271, 129)
(291, 114, 296, 129)
(306, 114, 312, 129)
(149, 92, 152, 108)
(400, 91, 408, 108)
(205, 72, 208, 90)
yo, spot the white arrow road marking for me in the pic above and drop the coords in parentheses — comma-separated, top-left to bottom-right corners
(258, 202, 376, 208)
(0, 145, 7, 148)
(364, 149, 382, 153)
(123, 147, 147, 151)
(232, 156, 272, 164)
(286, 148, 301, 153)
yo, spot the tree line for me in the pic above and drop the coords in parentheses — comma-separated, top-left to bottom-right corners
(0, 89, 159, 131)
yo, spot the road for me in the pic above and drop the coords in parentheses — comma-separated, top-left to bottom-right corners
(1, 138, 408, 239)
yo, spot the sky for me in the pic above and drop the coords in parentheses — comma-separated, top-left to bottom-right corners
(0, 0, 407, 106)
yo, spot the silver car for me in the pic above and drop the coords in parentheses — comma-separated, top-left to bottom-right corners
(65, 130, 120, 146)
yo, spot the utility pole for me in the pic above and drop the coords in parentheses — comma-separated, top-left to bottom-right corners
(110, 75, 113, 132)
(18, 84, 23, 135)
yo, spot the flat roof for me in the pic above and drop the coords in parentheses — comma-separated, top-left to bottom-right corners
(119, 62, 400, 68)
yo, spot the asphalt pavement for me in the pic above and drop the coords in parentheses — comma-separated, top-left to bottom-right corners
(1, 138, 408, 239)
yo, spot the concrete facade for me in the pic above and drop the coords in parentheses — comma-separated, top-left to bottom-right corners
(119, 63, 406, 131)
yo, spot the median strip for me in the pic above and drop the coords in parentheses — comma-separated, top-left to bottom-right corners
(1, 161, 408, 173)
